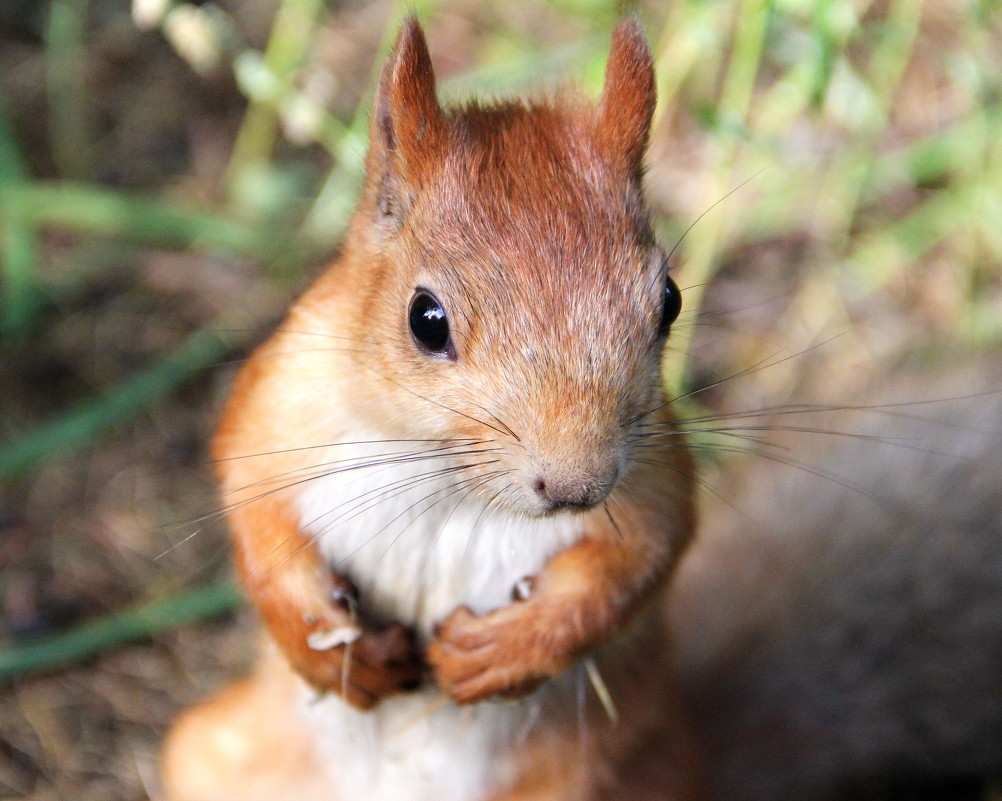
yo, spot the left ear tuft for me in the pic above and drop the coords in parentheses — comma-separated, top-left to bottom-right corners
(369, 18, 445, 180)
(366, 18, 446, 229)
(596, 19, 656, 178)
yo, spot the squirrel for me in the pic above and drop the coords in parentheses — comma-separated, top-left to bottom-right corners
(162, 18, 702, 801)
(161, 17, 1002, 801)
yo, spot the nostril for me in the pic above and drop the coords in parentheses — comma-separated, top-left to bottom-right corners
(533, 475, 592, 511)
(531, 467, 619, 512)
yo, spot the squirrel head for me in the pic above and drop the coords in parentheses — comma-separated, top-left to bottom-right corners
(329, 19, 682, 517)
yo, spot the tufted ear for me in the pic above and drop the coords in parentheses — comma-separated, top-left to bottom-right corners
(369, 18, 445, 193)
(596, 19, 656, 179)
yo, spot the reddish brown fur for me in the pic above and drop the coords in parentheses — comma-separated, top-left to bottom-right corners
(163, 18, 699, 801)
(429, 452, 687, 703)
(597, 20, 657, 177)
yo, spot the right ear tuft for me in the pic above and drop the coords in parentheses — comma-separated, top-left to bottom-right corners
(596, 19, 656, 179)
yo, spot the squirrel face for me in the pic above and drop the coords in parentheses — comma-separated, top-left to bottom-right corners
(330, 21, 681, 518)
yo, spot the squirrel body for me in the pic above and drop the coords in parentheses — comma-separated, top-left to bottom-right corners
(163, 19, 699, 801)
(160, 18, 1002, 801)
(295, 429, 587, 635)
(273, 432, 588, 799)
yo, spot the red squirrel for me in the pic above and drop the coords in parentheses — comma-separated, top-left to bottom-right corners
(162, 19, 701, 801)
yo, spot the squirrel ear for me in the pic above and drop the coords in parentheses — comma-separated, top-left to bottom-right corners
(370, 18, 445, 182)
(596, 19, 656, 178)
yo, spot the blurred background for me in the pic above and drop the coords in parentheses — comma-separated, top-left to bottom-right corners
(0, 0, 1000, 798)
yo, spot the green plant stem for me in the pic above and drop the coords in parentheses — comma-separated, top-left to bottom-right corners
(0, 98, 42, 339)
(0, 182, 271, 255)
(0, 202, 39, 340)
(663, 0, 772, 395)
(46, 0, 92, 179)
(0, 327, 228, 478)
(225, 0, 328, 194)
(0, 578, 242, 684)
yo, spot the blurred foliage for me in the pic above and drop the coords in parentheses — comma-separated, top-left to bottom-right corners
(0, 0, 1000, 692)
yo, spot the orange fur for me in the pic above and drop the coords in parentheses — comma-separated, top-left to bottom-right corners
(430, 451, 687, 704)
(161, 646, 334, 801)
(163, 18, 699, 801)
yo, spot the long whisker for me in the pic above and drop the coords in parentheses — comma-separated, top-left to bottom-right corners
(377, 469, 514, 560)
(465, 485, 512, 555)
(469, 402, 521, 443)
(633, 424, 913, 449)
(630, 455, 749, 520)
(602, 501, 624, 541)
(329, 468, 502, 566)
(662, 164, 772, 270)
(430, 474, 512, 552)
(262, 460, 502, 577)
(654, 440, 893, 510)
(360, 364, 514, 440)
(643, 389, 1002, 433)
(630, 335, 846, 426)
(211, 437, 481, 465)
(305, 460, 501, 546)
(302, 459, 500, 538)
(168, 444, 495, 534)
(228, 442, 496, 496)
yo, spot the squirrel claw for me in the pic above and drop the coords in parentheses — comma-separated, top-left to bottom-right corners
(428, 604, 559, 704)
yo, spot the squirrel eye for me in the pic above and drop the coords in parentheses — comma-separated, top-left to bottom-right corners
(409, 290, 455, 358)
(658, 274, 682, 338)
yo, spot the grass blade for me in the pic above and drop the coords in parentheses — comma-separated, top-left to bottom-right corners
(0, 182, 276, 256)
(0, 578, 242, 684)
(0, 327, 228, 478)
(0, 98, 42, 338)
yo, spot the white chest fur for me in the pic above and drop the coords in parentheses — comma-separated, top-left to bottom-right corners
(293, 437, 584, 637)
(291, 437, 586, 801)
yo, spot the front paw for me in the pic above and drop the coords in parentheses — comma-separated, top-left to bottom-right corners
(427, 605, 568, 704)
(294, 618, 423, 709)
(272, 574, 423, 709)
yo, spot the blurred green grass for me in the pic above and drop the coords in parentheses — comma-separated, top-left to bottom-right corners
(0, 0, 1000, 681)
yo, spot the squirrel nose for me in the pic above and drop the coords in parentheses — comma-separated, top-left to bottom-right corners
(532, 468, 618, 512)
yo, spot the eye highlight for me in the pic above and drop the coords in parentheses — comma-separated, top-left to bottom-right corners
(658, 274, 682, 338)
(409, 289, 455, 358)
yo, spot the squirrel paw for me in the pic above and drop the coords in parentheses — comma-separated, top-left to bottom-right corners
(278, 575, 423, 709)
(296, 617, 423, 710)
(427, 604, 568, 704)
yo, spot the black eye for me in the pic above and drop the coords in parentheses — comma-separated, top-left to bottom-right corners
(409, 290, 455, 358)
(658, 274, 682, 338)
